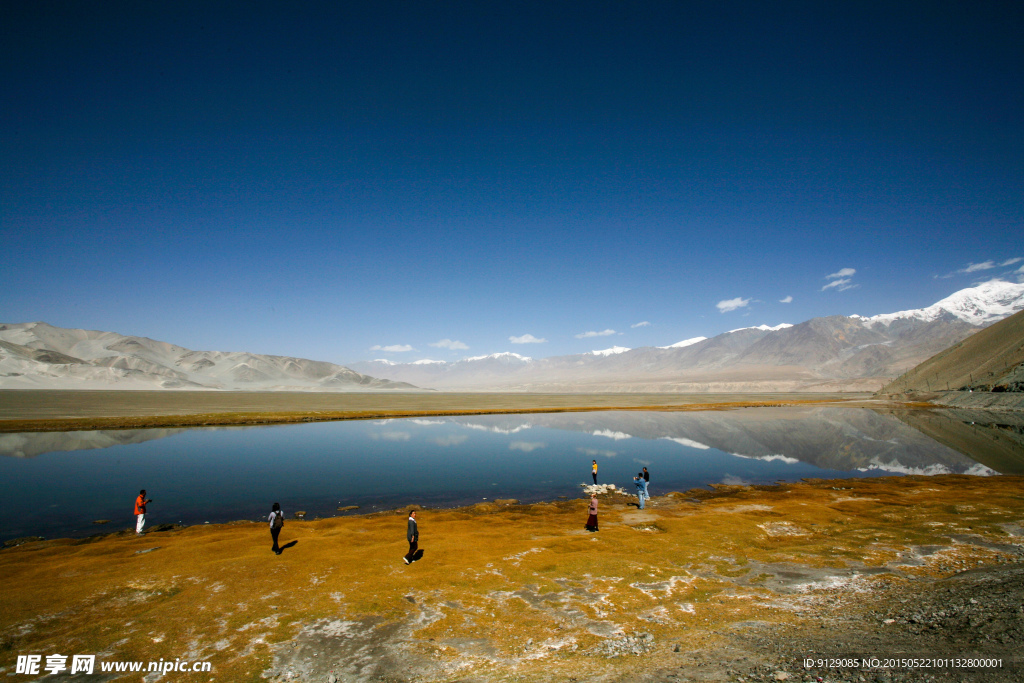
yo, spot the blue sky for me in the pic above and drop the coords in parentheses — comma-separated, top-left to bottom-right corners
(2, 1, 1021, 364)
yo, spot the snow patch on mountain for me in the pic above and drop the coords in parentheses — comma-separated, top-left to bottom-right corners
(658, 336, 708, 350)
(728, 324, 793, 333)
(591, 346, 631, 356)
(863, 279, 1024, 327)
(461, 352, 532, 363)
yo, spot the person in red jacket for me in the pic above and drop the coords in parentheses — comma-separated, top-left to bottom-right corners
(134, 489, 152, 536)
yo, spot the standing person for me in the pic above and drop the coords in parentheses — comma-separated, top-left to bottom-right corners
(269, 502, 284, 555)
(642, 467, 651, 499)
(634, 473, 646, 510)
(585, 493, 599, 531)
(403, 510, 419, 565)
(591, 460, 598, 485)
(134, 489, 152, 536)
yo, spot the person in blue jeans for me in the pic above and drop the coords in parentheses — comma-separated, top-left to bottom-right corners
(634, 473, 647, 509)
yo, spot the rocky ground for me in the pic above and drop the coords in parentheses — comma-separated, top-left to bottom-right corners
(2, 476, 1022, 683)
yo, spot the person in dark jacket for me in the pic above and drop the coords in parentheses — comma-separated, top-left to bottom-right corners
(585, 493, 599, 531)
(269, 502, 284, 554)
(642, 467, 651, 499)
(403, 510, 419, 564)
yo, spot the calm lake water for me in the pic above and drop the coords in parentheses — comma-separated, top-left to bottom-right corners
(0, 407, 1008, 542)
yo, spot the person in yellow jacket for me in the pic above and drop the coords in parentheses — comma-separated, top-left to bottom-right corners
(591, 460, 598, 485)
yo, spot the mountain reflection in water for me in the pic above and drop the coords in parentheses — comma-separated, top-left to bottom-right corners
(0, 407, 1012, 541)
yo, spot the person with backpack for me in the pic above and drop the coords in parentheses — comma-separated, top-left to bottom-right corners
(269, 502, 285, 555)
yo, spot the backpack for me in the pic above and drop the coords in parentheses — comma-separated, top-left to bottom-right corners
(272, 511, 284, 530)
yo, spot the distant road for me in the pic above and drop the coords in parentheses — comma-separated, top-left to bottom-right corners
(0, 390, 878, 432)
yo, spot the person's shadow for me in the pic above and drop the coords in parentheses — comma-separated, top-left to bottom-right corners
(410, 549, 424, 562)
(279, 540, 298, 554)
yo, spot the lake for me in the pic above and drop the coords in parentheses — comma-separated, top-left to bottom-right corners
(1, 406, 1017, 542)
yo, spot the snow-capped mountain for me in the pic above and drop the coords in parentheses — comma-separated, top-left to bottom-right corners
(591, 346, 631, 356)
(658, 336, 708, 349)
(860, 279, 1024, 327)
(6, 280, 1022, 393)
(729, 324, 794, 334)
(351, 280, 1024, 392)
(0, 323, 417, 391)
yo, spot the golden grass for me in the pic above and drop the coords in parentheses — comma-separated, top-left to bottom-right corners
(2, 395, 872, 432)
(1, 474, 1022, 681)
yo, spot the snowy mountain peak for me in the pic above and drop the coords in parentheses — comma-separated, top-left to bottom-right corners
(728, 324, 793, 334)
(411, 359, 446, 365)
(590, 346, 631, 356)
(461, 352, 533, 363)
(865, 279, 1024, 327)
(658, 336, 707, 350)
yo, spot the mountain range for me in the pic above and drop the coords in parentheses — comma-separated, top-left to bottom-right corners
(350, 280, 1024, 392)
(0, 324, 416, 391)
(2, 280, 1022, 393)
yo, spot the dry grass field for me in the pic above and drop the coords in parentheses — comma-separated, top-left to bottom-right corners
(2, 475, 1022, 682)
(0, 390, 874, 432)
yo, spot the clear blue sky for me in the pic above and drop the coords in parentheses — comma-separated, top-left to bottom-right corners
(2, 1, 1021, 364)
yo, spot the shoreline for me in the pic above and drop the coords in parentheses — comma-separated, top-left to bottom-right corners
(0, 390, 887, 432)
(2, 474, 1021, 682)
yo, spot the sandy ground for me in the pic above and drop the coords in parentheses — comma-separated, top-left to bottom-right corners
(2, 475, 1022, 683)
(0, 390, 879, 432)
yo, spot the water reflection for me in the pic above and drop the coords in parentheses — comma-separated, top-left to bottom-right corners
(889, 408, 1024, 475)
(0, 407, 1010, 542)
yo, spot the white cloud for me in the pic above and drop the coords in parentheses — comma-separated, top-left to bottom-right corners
(591, 429, 631, 440)
(431, 435, 468, 447)
(429, 338, 468, 350)
(509, 334, 547, 344)
(578, 447, 617, 458)
(716, 297, 750, 313)
(631, 321, 651, 328)
(827, 268, 856, 279)
(821, 278, 853, 291)
(662, 436, 710, 450)
(963, 261, 996, 273)
(575, 329, 617, 338)
(369, 431, 410, 441)
(370, 344, 414, 353)
(822, 267, 858, 291)
(509, 441, 546, 452)
(938, 258, 1021, 279)
(779, 295, 793, 304)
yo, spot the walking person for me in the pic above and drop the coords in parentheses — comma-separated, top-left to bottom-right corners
(269, 502, 284, 555)
(591, 460, 598, 485)
(634, 473, 646, 510)
(134, 489, 152, 535)
(642, 467, 651, 499)
(403, 510, 419, 565)
(585, 493, 599, 531)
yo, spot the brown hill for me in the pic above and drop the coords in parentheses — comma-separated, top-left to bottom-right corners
(878, 308, 1024, 395)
